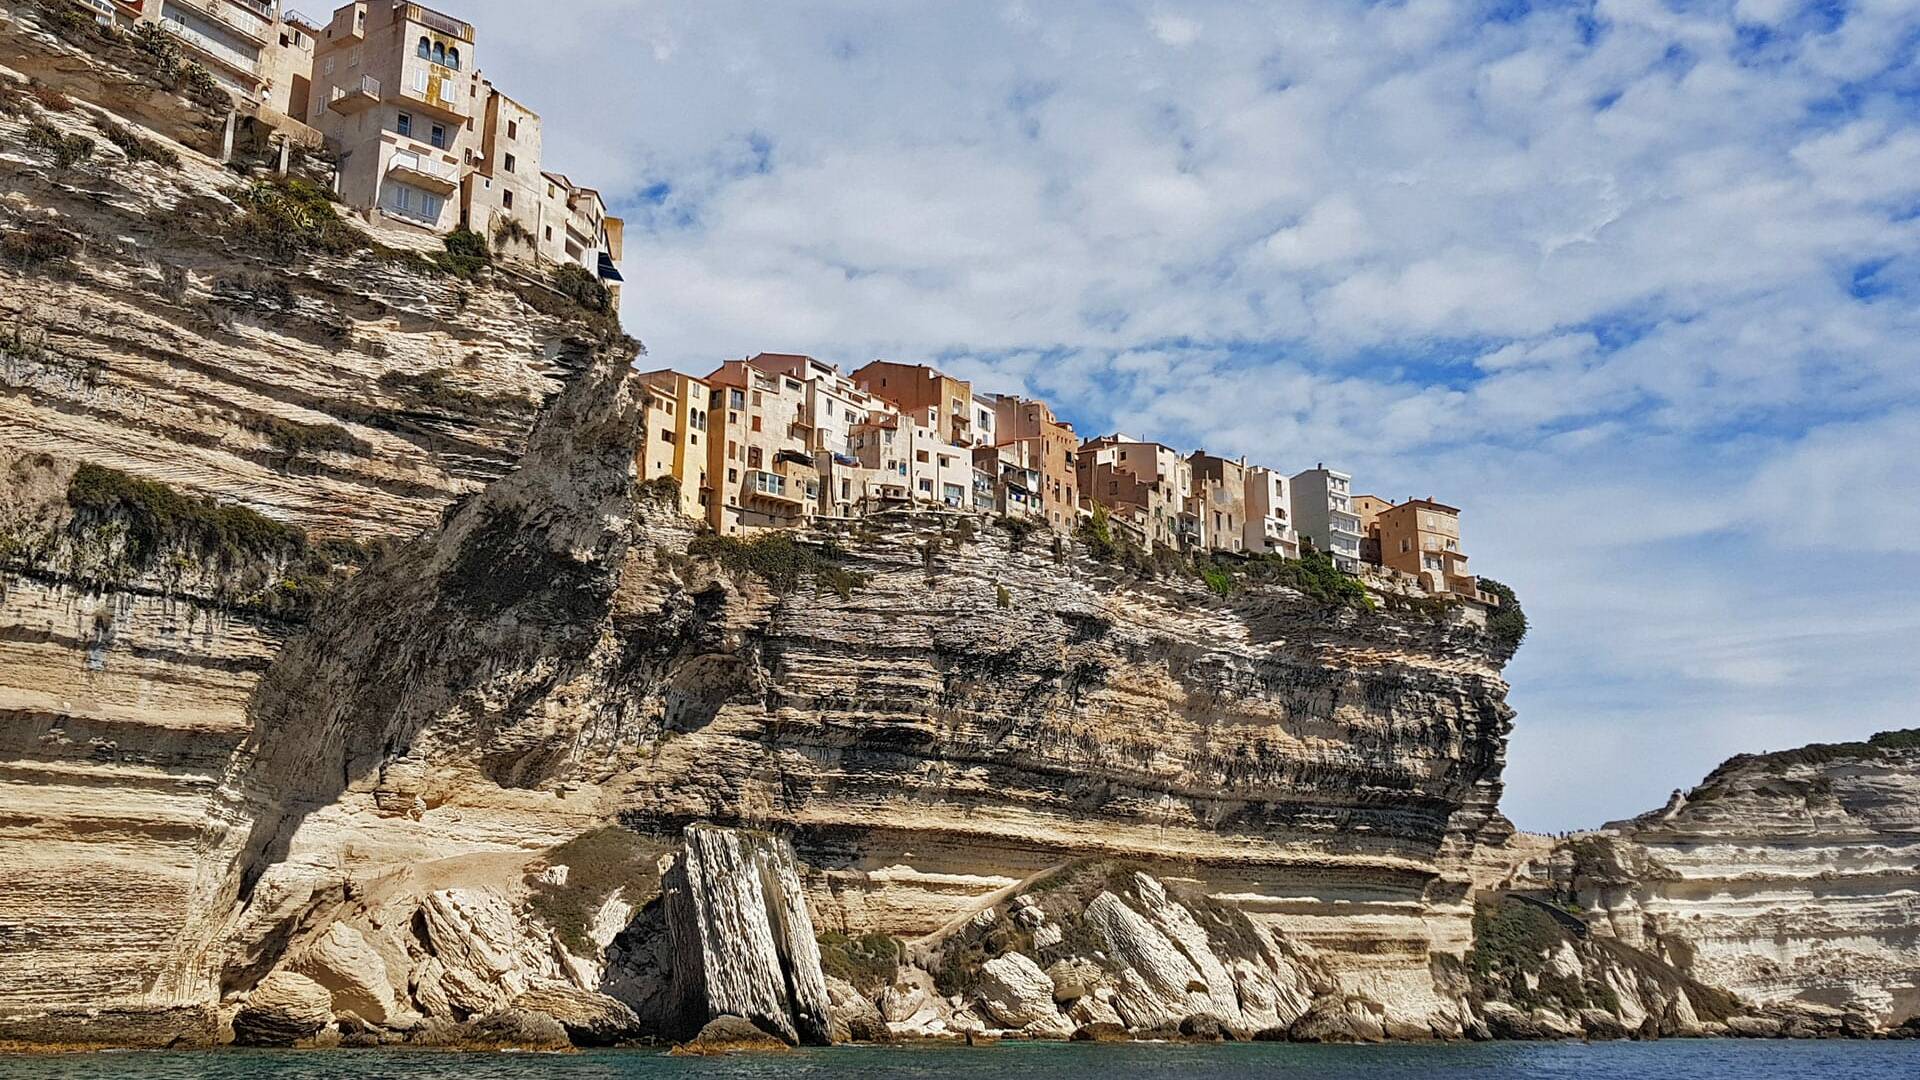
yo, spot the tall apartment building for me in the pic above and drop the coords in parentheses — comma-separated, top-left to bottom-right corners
(1244, 467, 1299, 558)
(1377, 499, 1479, 598)
(991, 396, 1078, 534)
(303, 3, 624, 299)
(704, 360, 817, 536)
(634, 370, 711, 524)
(308, 1, 482, 233)
(743, 353, 895, 519)
(854, 362, 988, 448)
(115, 0, 317, 120)
(1187, 453, 1248, 553)
(1290, 465, 1364, 571)
(972, 444, 1044, 523)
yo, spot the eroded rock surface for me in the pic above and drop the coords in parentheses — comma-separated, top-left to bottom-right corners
(1544, 733, 1920, 1028)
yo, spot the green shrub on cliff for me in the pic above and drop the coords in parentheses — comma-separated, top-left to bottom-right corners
(526, 827, 669, 956)
(817, 931, 903, 994)
(1477, 577, 1527, 654)
(232, 177, 366, 265)
(67, 463, 305, 569)
(689, 532, 867, 599)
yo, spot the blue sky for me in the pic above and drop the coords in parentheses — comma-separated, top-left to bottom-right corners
(462, 0, 1920, 832)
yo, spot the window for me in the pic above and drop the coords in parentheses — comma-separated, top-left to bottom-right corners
(430, 124, 447, 149)
(384, 183, 442, 223)
(417, 36, 431, 59)
(447, 47, 460, 70)
(747, 448, 763, 468)
(750, 416, 762, 433)
(502, 191, 514, 210)
(349, 46, 361, 67)
(507, 120, 518, 140)
(544, 226, 553, 241)
(324, 56, 335, 75)
(412, 69, 428, 94)
(396, 112, 412, 137)
(661, 430, 675, 443)
(433, 42, 446, 66)
(504, 153, 516, 173)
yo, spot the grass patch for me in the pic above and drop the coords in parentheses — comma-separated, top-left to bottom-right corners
(240, 414, 370, 464)
(688, 532, 868, 599)
(1, 223, 81, 274)
(94, 117, 179, 168)
(231, 177, 366, 265)
(378, 368, 531, 416)
(526, 827, 667, 956)
(434, 228, 491, 279)
(817, 932, 903, 994)
(66, 463, 304, 569)
(25, 118, 95, 170)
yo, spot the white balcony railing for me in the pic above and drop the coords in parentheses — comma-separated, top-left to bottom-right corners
(389, 150, 458, 183)
(159, 15, 262, 76)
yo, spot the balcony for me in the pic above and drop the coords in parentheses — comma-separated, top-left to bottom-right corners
(169, 0, 272, 45)
(386, 149, 460, 195)
(399, 2, 474, 42)
(745, 470, 805, 506)
(327, 74, 381, 114)
(159, 13, 262, 78)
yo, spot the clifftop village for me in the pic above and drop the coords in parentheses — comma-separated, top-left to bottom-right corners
(78, 0, 625, 302)
(635, 355, 1495, 605)
(65, 1, 1487, 604)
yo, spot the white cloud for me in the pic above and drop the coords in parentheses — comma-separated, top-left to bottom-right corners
(457, 0, 1920, 831)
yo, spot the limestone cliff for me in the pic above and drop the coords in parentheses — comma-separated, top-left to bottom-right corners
(1545, 732, 1920, 1030)
(0, 6, 621, 1044)
(57, 347, 1524, 1048)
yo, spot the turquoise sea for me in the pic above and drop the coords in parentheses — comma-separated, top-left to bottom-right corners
(2, 1042, 1915, 1079)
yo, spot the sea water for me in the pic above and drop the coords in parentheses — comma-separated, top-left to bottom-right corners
(2, 1041, 1916, 1080)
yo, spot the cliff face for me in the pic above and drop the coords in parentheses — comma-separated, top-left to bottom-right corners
(1549, 734, 1920, 1029)
(0, 9, 616, 1043)
(79, 353, 1524, 1047)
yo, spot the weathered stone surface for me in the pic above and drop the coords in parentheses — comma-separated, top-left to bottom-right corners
(975, 953, 1073, 1038)
(673, 1015, 789, 1055)
(289, 924, 398, 1026)
(663, 826, 832, 1046)
(512, 986, 639, 1047)
(1288, 997, 1386, 1044)
(460, 1008, 572, 1050)
(1550, 733, 1920, 1031)
(0, 12, 615, 1042)
(823, 976, 888, 1043)
(231, 971, 333, 1047)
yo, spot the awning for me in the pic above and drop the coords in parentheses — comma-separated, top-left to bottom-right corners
(598, 253, 625, 282)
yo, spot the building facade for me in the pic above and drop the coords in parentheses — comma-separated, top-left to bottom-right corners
(634, 369, 711, 524)
(703, 360, 817, 536)
(1244, 467, 1299, 558)
(1376, 499, 1479, 598)
(1188, 453, 1248, 553)
(1290, 466, 1364, 571)
(1351, 494, 1394, 565)
(308, 1, 482, 234)
(992, 397, 1078, 534)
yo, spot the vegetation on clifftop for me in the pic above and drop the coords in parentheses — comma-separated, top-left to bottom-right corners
(1477, 578, 1527, 655)
(58, 464, 373, 616)
(1076, 504, 1374, 610)
(526, 827, 670, 956)
(688, 532, 868, 599)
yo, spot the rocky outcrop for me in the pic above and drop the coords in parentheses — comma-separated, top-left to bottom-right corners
(662, 825, 832, 1046)
(1544, 732, 1920, 1029)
